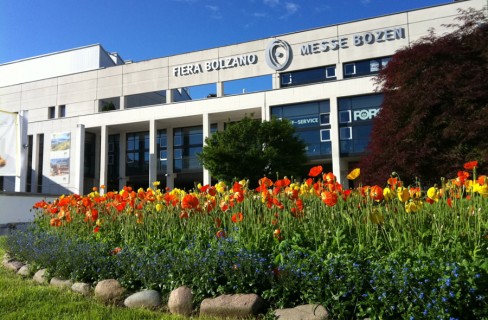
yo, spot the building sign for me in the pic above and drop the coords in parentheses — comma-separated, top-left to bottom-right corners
(265, 39, 292, 71)
(50, 132, 71, 183)
(0, 111, 18, 176)
(353, 108, 380, 121)
(173, 54, 258, 77)
(300, 27, 406, 56)
(289, 116, 319, 127)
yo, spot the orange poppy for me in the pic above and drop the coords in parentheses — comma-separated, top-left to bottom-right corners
(259, 177, 274, 187)
(308, 165, 323, 177)
(181, 194, 199, 210)
(370, 185, 384, 202)
(321, 191, 338, 207)
(463, 161, 478, 170)
(323, 172, 336, 183)
(231, 212, 244, 223)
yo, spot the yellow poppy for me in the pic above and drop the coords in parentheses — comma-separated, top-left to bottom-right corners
(347, 168, 361, 180)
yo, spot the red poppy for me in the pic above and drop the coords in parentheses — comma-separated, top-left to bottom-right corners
(231, 212, 244, 223)
(447, 198, 452, 208)
(321, 191, 338, 207)
(370, 185, 384, 201)
(477, 175, 487, 186)
(464, 161, 478, 170)
(179, 211, 189, 219)
(181, 194, 199, 210)
(323, 172, 336, 183)
(216, 230, 226, 238)
(93, 226, 100, 233)
(259, 177, 274, 187)
(308, 165, 323, 177)
(215, 217, 222, 228)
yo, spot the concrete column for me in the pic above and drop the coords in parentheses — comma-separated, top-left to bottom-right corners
(166, 127, 174, 189)
(272, 73, 281, 89)
(74, 124, 85, 195)
(99, 125, 108, 195)
(149, 119, 157, 187)
(202, 113, 211, 185)
(120, 96, 125, 110)
(166, 89, 174, 103)
(15, 110, 28, 192)
(118, 132, 127, 189)
(262, 92, 270, 121)
(30, 134, 38, 193)
(216, 82, 224, 97)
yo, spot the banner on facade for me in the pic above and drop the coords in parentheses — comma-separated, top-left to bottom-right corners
(50, 132, 71, 183)
(0, 110, 18, 176)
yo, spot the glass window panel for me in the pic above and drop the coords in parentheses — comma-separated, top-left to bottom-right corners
(174, 148, 182, 159)
(320, 113, 330, 125)
(174, 133, 182, 146)
(340, 127, 352, 140)
(305, 143, 321, 156)
(188, 133, 203, 145)
(325, 66, 336, 78)
(320, 141, 332, 155)
(281, 73, 292, 85)
(382, 57, 391, 68)
(160, 150, 167, 160)
(297, 130, 320, 144)
(319, 101, 330, 113)
(344, 63, 356, 76)
(320, 129, 331, 142)
(370, 60, 380, 72)
(339, 110, 351, 123)
(340, 140, 353, 154)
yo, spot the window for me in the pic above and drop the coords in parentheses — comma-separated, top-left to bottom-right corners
(271, 100, 331, 158)
(339, 110, 351, 124)
(340, 127, 352, 140)
(58, 105, 66, 118)
(320, 113, 330, 125)
(320, 129, 331, 142)
(48, 106, 55, 119)
(280, 65, 336, 88)
(343, 56, 391, 78)
(325, 66, 336, 79)
(344, 63, 356, 76)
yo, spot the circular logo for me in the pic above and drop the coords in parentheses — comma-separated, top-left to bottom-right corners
(265, 39, 292, 71)
(359, 110, 369, 120)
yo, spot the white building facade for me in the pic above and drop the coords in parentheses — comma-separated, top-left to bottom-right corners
(1, 0, 486, 195)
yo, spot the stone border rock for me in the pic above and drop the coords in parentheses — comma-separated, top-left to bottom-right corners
(1, 255, 337, 319)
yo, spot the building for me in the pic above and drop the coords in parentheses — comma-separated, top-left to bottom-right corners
(1, 0, 486, 195)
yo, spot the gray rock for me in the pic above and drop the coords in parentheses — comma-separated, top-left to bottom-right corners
(94, 279, 126, 303)
(274, 304, 329, 320)
(3, 259, 24, 272)
(50, 277, 73, 288)
(2, 253, 11, 263)
(200, 294, 265, 318)
(17, 264, 31, 277)
(124, 290, 161, 309)
(168, 285, 193, 316)
(71, 282, 92, 295)
(33, 268, 48, 284)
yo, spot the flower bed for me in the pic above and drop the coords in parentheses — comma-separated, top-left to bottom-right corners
(6, 163, 488, 319)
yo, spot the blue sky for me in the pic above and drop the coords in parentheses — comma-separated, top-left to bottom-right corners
(1, 0, 450, 65)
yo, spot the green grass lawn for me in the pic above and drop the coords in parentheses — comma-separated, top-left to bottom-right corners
(0, 236, 185, 320)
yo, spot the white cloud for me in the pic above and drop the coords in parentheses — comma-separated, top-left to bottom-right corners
(252, 12, 267, 18)
(264, 0, 280, 7)
(279, 2, 299, 19)
(205, 5, 222, 19)
(205, 5, 219, 11)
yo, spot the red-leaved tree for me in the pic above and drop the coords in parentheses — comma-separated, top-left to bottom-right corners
(360, 8, 488, 185)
